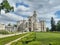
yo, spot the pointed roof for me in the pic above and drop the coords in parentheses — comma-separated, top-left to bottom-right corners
(33, 11, 37, 17)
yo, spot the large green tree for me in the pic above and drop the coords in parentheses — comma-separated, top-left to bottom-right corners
(8, 23, 11, 26)
(56, 20, 60, 31)
(0, 0, 14, 13)
(51, 17, 56, 31)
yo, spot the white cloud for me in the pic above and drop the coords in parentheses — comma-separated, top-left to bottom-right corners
(0, 0, 2, 3)
(15, 5, 30, 12)
(0, 0, 60, 28)
(18, 6, 29, 11)
(0, 12, 23, 24)
(1, 10, 5, 14)
(5, 13, 23, 21)
(15, 5, 32, 16)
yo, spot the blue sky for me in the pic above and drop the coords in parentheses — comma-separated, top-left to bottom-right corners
(0, 0, 60, 28)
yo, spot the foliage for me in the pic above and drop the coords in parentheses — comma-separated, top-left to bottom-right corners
(21, 33, 35, 43)
(51, 17, 56, 31)
(11, 42, 23, 45)
(11, 32, 35, 45)
(56, 20, 60, 31)
(11, 32, 60, 45)
(8, 23, 11, 26)
(0, 33, 26, 45)
(0, 30, 9, 34)
(0, 0, 14, 13)
(49, 42, 60, 45)
(14, 24, 17, 27)
(46, 27, 50, 32)
(27, 41, 42, 45)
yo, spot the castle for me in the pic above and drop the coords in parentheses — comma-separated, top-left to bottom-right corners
(17, 11, 46, 32)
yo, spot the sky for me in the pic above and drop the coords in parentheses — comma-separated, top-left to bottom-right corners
(0, 0, 60, 28)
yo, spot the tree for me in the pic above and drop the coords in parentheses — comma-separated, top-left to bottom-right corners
(46, 27, 50, 32)
(56, 20, 60, 31)
(51, 17, 56, 31)
(14, 24, 17, 27)
(8, 23, 11, 26)
(0, 0, 14, 13)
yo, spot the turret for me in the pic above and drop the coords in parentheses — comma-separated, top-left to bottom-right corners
(33, 11, 37, 18)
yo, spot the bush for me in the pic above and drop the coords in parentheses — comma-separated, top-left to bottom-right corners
(27, 41, 42, 45)
(11, 42, 23, 45)
(0, 30, 9, 34)
(11, 32, 35, 45)
(49, 42, 60, 45)
(21, 32, 35, 43)
(0, 33, 26, 45)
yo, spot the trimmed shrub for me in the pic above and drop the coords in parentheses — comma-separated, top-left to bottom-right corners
(11, 32, 35, 45)
(49, 42, 60, 45)
(0, 33, 26, 45)
(0, 30, 9, 34)
(11, 42, 23, 45)
(21, 32, 35, 44)
(27, 41, 42, 45)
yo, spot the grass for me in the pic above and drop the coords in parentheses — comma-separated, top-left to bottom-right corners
(36, 32, 60, 45)
(11, 32, 35, 45)
(11, 32, 60, 45)
(27, 41, 42, 45)
(0, 33, 27, 45)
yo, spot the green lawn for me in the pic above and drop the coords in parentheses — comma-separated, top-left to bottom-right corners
(11, 32, 35, 45)
(36, 32, 60, 45)
(11, 32, 60, 45)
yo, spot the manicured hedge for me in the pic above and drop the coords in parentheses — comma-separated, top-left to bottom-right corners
(0, 33, 27, 45)
(11, 32, 60, 45)
(11, 32, 35, 45)
(27, 41, 42, 45)
(49, 42, 60, 45)
(11, 42, 23, 45)
(0, 30, 9, 34)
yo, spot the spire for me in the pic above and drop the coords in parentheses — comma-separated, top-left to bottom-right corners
(34, 11, 36, 14)
(33, 11, 37, 17)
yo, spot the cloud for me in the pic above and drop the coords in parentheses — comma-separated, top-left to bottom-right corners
(0, 12, 23, 24)
(16, 5, 29, 11)
(14, 4, 32, 17)
(0, 0, 60, 28)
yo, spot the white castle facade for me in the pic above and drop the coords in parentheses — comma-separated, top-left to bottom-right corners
(0, 11, 46, 32)
(17, 11, 46, 32)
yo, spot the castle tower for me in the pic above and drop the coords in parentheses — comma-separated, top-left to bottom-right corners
(33, 11, 37, 31)
(28, 11, 37, 32)
(33, 11, 37, 18)
(28, 16, 33, 32)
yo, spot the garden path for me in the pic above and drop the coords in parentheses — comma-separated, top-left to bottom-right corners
(0, 32, 26, 38)
(5, 33, 30, 45)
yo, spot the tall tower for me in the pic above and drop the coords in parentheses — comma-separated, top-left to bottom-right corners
(33, 11, 37, 20)
(33, 11, 37, 31)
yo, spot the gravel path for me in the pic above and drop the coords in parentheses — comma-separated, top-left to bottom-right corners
(0, 32, 26, 38)
(5, 33, 30, 45)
